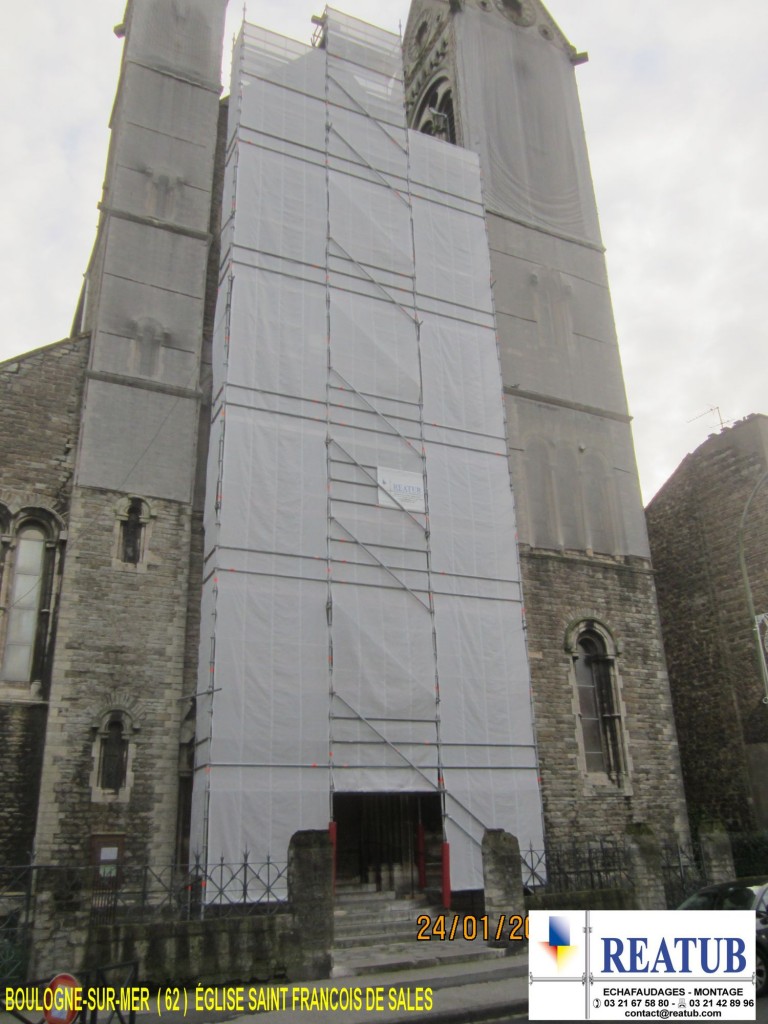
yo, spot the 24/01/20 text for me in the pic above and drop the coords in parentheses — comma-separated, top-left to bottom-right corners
(417, 914, 529, 942)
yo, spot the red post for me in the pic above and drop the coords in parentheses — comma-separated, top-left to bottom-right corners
(329, 820, 337, 896)
(441, 841, 451, 909)
(416, 823, 426, 889)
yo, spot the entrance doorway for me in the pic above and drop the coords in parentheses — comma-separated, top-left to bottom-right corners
(332, 792, 442, 893)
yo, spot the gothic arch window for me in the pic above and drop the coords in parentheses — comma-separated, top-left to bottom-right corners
(414, 78, 457, 145)
(0, 511, 59, 687)
(567, 621, 627, 784)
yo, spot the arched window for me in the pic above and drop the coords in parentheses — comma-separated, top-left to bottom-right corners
(121, 498, 145, 564)
(90, 707, 137, 802)
(0, 518, 56, 685)
(414, 79, 457, 145)
(114, 496, 152, 570)
(571, 625, 626, 783)
(99, 714, 129, 792)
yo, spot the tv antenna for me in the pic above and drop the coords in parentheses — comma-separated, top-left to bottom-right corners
(687, 406, 728, 430)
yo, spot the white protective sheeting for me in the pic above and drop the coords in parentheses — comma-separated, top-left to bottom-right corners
(192, 9, 543, 891)
(454, 5, 601, 245)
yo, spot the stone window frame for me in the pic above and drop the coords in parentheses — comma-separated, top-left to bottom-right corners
(413, 75, 458, 145)
(89, 706, 139, 804)
(112, 496, 154, 572)
(0, 503, 63, 698)
(565, 617, 631, 790)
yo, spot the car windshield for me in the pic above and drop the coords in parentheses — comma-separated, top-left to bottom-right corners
(721, 886, 760, 909)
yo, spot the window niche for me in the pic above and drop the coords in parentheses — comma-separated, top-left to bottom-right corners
(565, 619, 629, 787)
(113, 497, 152, 571)
(90, 708, 138, 803)
(0, 507, 61, 694)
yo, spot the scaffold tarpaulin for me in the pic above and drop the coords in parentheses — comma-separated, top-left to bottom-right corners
(192, 7, 543, 892)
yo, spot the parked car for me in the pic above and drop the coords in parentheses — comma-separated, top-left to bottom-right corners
(678, 877, 768, 997)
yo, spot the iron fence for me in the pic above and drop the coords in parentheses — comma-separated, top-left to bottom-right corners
(659, 839, 707, 908)
(90, 853, 289, 923)
(0, 865, 34, 981)
(523, 834, 768, 909)
(521, 839, 632, 895)
(0, 855, 288, 953)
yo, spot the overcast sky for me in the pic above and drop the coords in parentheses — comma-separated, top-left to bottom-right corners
(1, 2, 765, 502)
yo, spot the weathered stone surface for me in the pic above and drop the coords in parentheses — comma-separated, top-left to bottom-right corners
(0, 337, 89, 865)
(646, 415, 768, 833)
(521, 549, 690, 846)
(481, 829, 525, 945)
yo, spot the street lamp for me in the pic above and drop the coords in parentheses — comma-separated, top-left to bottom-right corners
(737, 468, 768, 705)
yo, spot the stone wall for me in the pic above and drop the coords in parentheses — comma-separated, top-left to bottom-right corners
(33, 488, 195, 867)
(646, 417, 768, 832)
(87, 914, 307, 987)
(0, 338, 89, 865)
(0, 703, 47, 864)
(0, 337, 89, 511)
(31, 832, 333, 984)
(521, 549, 689, 846)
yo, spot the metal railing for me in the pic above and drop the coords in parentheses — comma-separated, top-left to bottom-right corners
(521, 839, 632, 895)
(0, 854, 288, 959)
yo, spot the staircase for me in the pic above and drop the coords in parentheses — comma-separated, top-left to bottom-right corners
(331, 883, 507, 977)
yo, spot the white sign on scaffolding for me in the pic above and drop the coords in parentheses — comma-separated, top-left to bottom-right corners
(377, 467, 426, 513)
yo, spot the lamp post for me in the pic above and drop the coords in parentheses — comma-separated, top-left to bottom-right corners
(737, 467, 768, 705)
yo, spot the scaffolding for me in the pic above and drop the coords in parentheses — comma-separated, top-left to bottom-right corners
(191, 8, 544, 892)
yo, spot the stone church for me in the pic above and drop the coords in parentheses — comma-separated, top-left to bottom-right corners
(0, 0, 689, 897)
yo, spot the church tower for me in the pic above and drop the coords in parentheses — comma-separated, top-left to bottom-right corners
(32, 0, 227, 873)
(404, 0, 689, 845)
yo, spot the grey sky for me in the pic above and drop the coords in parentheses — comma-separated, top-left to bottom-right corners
(1, 2, 764, 501)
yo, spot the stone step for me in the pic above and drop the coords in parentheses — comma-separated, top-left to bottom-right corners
(331, 885, 445, 951)
(333, 925, 421, 948)
(334, 910, 432, 942)
(331, 936, 509, 977)
(333, 905, 430, 921)
(334, 890, 403, 906)
(335, 880, 378, 894)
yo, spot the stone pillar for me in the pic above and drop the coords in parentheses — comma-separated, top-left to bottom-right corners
(625, 829, 666, 909)
(287, 830, 333, 979)
(698, 827, 735, 884)
(30, 880, 91, 980)
(481, 829, 525, 946)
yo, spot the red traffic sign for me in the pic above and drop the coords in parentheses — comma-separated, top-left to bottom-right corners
(44, 973, 81, 1024)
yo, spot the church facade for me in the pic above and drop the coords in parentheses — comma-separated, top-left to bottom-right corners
(1, 0, 688, 898)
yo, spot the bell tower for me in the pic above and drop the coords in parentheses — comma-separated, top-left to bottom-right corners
(32, 0, 227, 877)
(404, 0, 690, 846)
